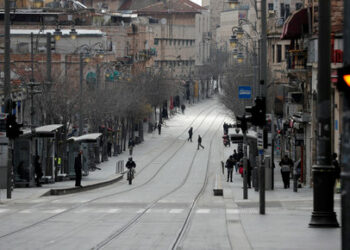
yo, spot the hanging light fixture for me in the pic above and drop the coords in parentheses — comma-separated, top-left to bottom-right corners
(237, 52, 244, 63)
(70, 27, 77, 40)
(233, 49, 238, 59)
(236, 27, 244, 39)
(53, 26, 62, 41)
(229, 35, 238, 48)
(228, 0, 240, 9)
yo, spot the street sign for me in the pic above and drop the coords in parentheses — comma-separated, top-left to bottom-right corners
(238, 86, 252, 99)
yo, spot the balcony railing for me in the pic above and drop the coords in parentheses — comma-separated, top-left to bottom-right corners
(286, 49, 307, 70)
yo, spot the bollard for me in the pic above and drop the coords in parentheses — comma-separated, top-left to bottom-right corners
(293, 168, 298, 192)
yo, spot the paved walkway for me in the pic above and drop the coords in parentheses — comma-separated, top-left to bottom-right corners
(221, 148, 341, 250)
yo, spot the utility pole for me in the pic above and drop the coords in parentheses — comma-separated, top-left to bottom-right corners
(341, 0, 350, 247)
(46, 33, 52, 84)
(79, 53, 83, 136)
(258, 0, 267, 215)
(4, 0, 12, 199)
(309, 0, 339, 228)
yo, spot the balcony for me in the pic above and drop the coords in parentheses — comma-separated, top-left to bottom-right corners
(286, 49, 307, 71)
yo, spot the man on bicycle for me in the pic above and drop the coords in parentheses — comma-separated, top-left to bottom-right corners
(126, 157, 136, 184)
(126, 157, 136, 169)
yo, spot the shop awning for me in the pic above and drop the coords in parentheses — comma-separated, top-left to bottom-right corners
(35, 124, 64, 137)
(68, 133, 102, 142)
(281, 8, 309, 40)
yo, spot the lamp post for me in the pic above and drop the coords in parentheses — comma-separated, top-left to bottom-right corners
(309, 0, 339, 228)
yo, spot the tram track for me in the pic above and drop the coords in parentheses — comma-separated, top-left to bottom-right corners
(92, 109, 224, 250)
(0, 102, 221, 242)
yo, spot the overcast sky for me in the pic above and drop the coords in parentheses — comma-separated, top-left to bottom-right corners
(191, 0, 202, 6)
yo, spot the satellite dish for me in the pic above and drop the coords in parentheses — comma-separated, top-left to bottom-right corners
(160, 18, 167, 25)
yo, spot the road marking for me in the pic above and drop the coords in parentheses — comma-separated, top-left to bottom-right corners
(196, 209, 210, 214)
(226, 209, 239, 214)
(0, 209, 9, 213)
(146, 209, 168, 214)
(44, 209, 67, 214)
(169, 209, 184, 214)
(106, 208, 120, 213)
(19, 209, 32, 213)
(136, 209, 146, 214)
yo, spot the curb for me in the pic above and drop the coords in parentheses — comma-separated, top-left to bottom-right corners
(42, 174, 124, 196)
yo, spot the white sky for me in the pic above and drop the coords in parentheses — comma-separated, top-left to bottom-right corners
(190, 0, 202, 6)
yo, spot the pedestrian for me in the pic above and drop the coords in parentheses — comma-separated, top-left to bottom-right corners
(232, 150, 239, 172)
(128, 137, 135, 156)
(223, 122, 229, 135)
(188, 127, 193, 142)
(225, 155, 235, 182)
(125, 157, 136, 185)
(197, 135, 204, 150)
(333, 153, 341, 193)
(107, 141, 112, 157)
(247, 159, 252, 188)
(74, 150, 83, 187)
(279, 155, 293, 189)
(158, 122, 162, 135)
(181, 104, 186, 114)
(34, 155, 43, 187)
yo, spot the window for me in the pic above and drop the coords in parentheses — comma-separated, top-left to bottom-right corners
(296, 3, 303, 10)
(272, 44, 275, 63)
(154, 38, 159, 45)
(186, 40, 189, 46)
(268, 3, 274, 11)
(277, 44, 282, 63)
(285, 4, 290, 17)
(169, 40, 172, 46)
(285, 45, 290, 61)
(280, 3, 285, 19)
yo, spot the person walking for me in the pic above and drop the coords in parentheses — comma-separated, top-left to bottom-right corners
(197, 135, 204, 150)
(128, 137, 135, 156)
(333, 153, 341, 193)
(247, 159, 252, 188)
(279, 155, 293, 189)
(188, 127, 193, 142)
(181, 104, 186, 114)
(74, 150, 83, 187)
(34, 155, 43, 187)
(225, 155, 235, 182)
(158, 123, 162, 135)
(232, 150, 239, 172)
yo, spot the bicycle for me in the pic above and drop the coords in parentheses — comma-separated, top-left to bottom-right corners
(127, 167, 135, 185)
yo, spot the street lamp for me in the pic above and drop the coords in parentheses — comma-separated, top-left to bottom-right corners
(230, 35, 238, 48)
(228, 0, 240, 9)
(236, 27, 244, 39)
(53, 27, 62, 41)
(237, 52, 244, 63)
(69, 27, 77, 40)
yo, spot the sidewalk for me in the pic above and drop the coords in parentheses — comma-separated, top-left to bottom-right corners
(222, 152, 341, 250)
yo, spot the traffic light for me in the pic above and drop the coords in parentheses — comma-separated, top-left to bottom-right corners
(337, 65, 350, 94)
(254, 97, 266, 127)
(6, 114, 23, 139)
(236, 115, 248, 133)
(245, 97, 266, 127)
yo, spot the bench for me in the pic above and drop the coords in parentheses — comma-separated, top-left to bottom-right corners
(213, 173, 223, 196)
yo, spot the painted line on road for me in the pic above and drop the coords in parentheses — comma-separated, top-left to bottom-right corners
(169, 209, 184, 214)
(196, 209, 210, 214)
(43, 209, 67, 214)
(0, 209, 9, 213)
(226, 209, 239, 214)
(19, 209, 32, 213)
